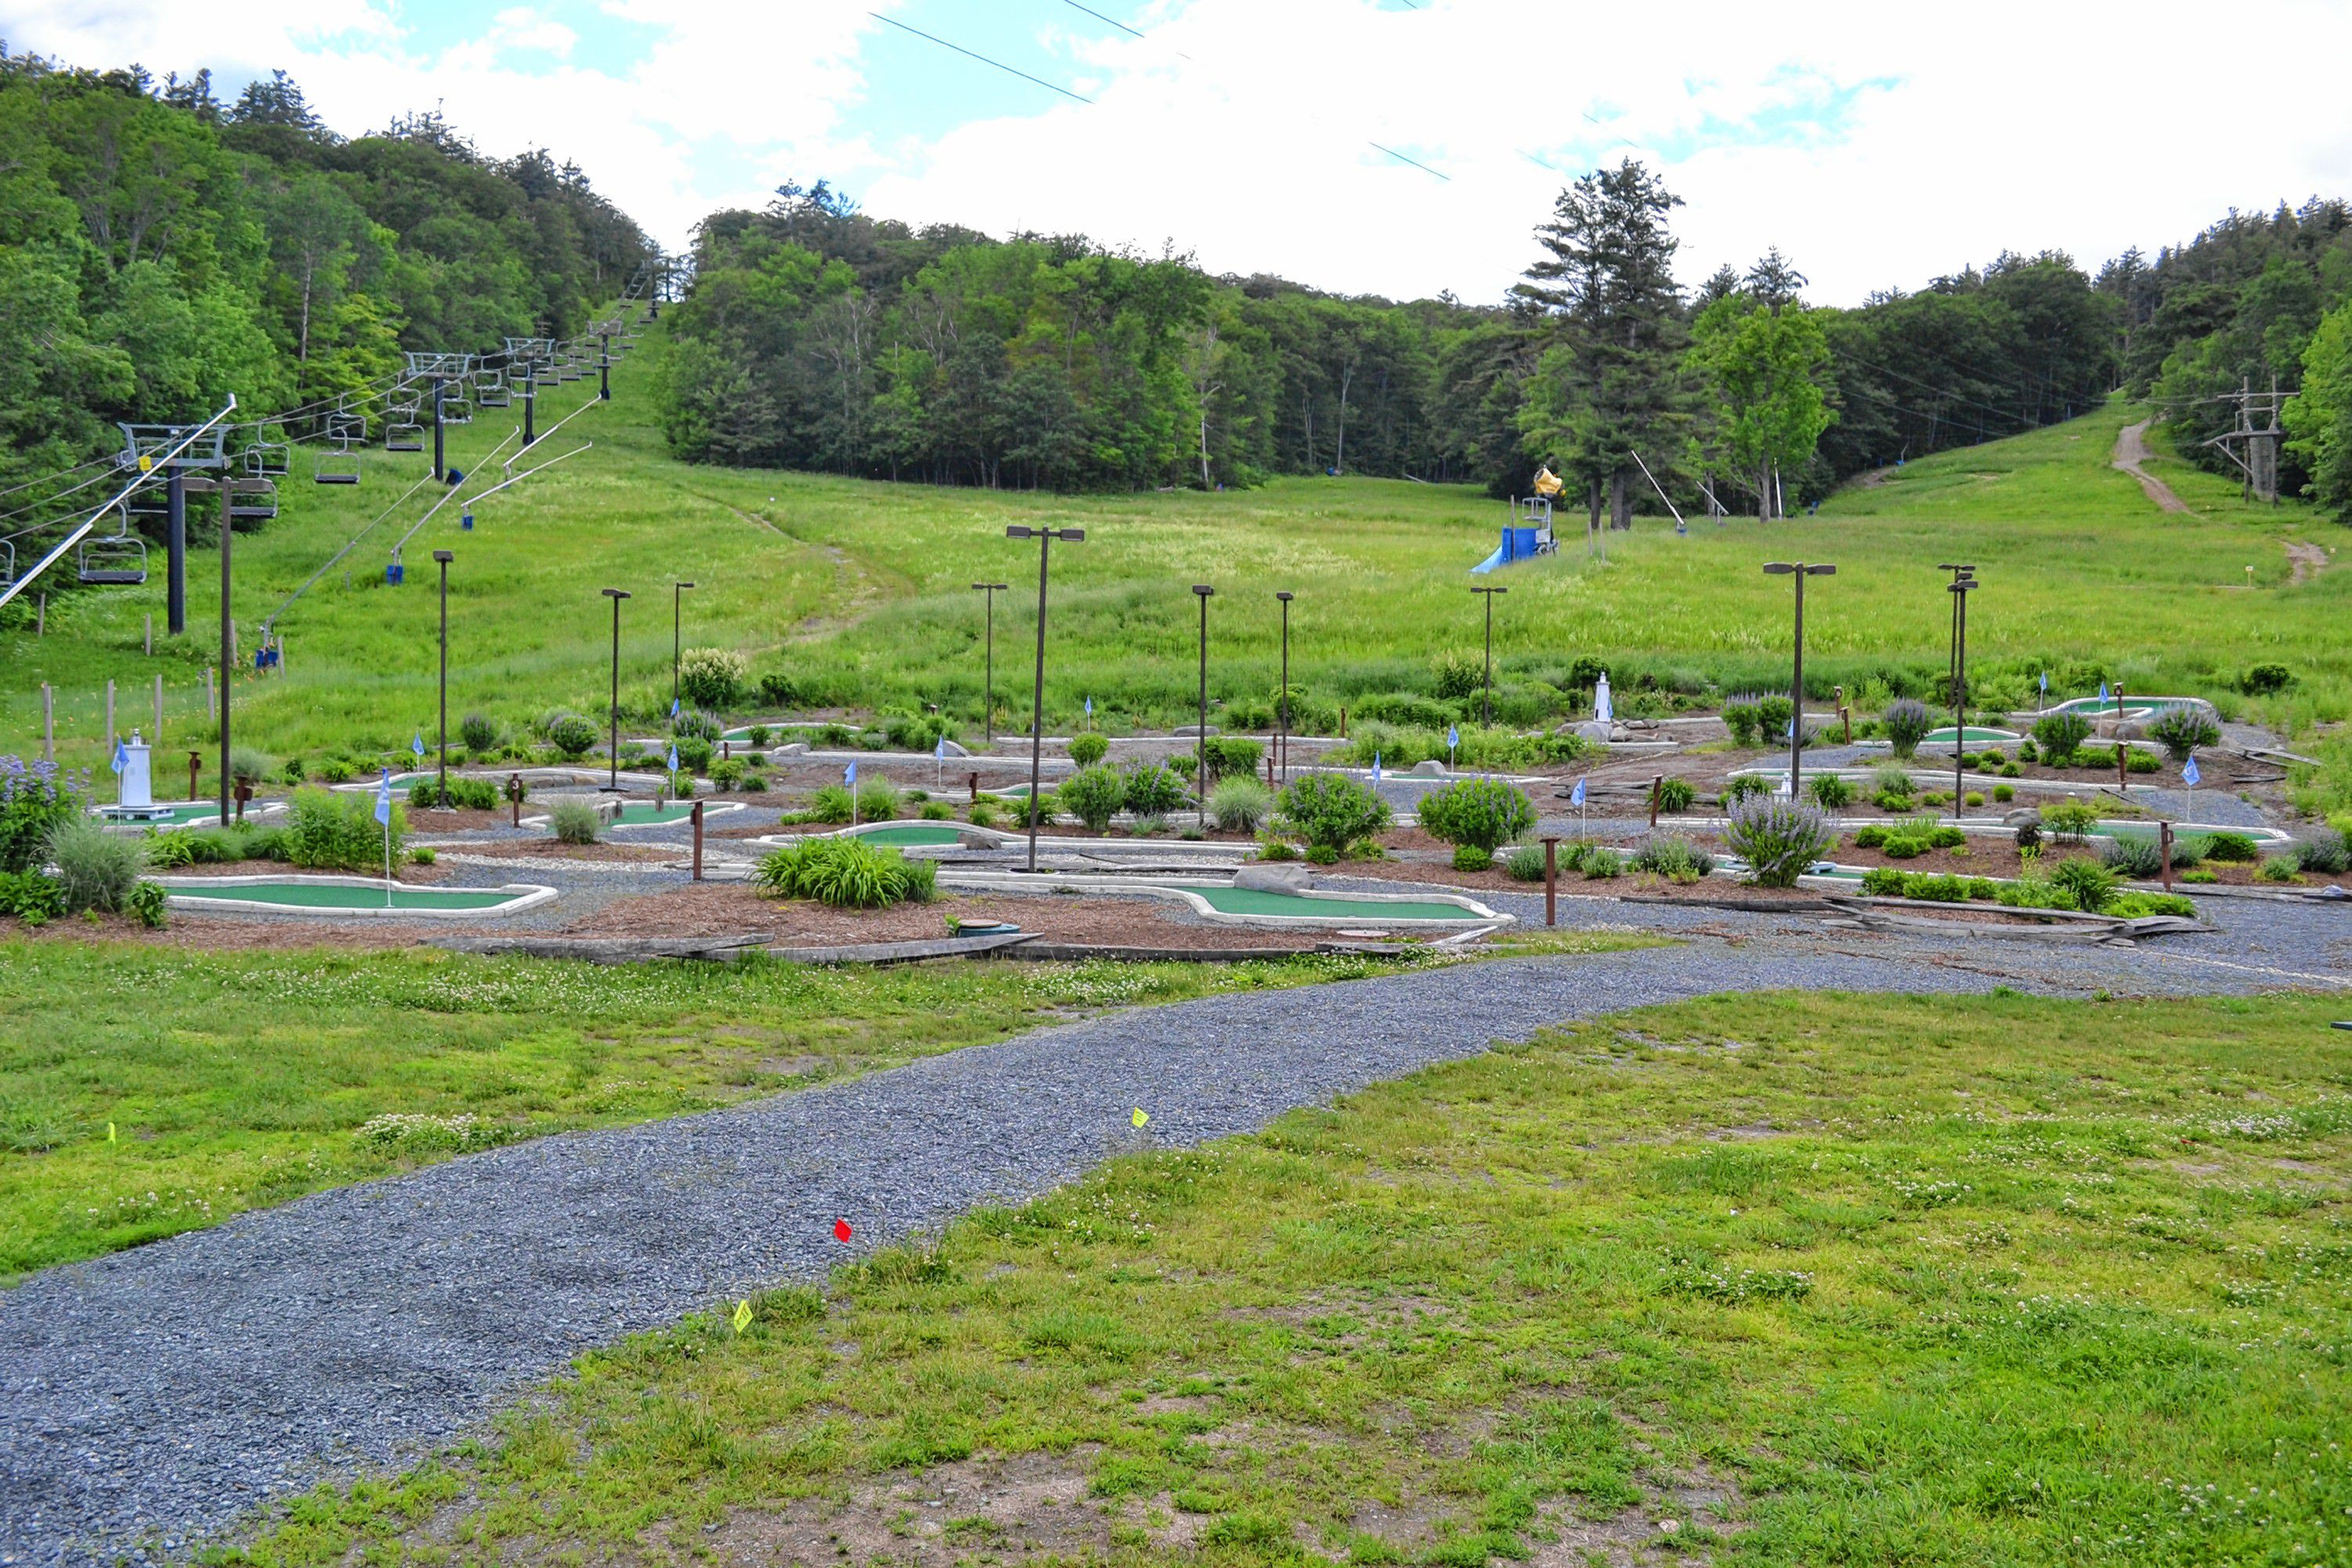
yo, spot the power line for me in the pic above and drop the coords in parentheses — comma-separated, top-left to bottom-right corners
(869, 12, 1094, 104)
(1370, 142, 1449, 181)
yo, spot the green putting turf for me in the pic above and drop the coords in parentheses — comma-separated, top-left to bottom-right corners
(1192, 886, 1485, 921)
(612, 802, 699, 825)
(100, 801, 284, 826)
(1923, 725, 2021, 745)
(855, 823, 965, 845)
(167, 882, 520, 911)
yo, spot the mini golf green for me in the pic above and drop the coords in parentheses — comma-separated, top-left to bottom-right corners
(102, 801, 284, 826)
(1924, 726, 2020, 745)
(613, 802, 699, 826)
(168, 882, 521, 911)
(1193, 887, 1485, 921)
(856, 823, 965, 845)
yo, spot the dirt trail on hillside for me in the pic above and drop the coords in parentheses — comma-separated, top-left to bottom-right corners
(2113, 419, 2190, 513)
(2286, 539, 2329, 584)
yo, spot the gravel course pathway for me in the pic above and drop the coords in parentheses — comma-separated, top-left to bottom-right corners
(4, 896, 2345, 1565)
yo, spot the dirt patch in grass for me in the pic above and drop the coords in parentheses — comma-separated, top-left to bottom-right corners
(707, 1448, 1120, 1567)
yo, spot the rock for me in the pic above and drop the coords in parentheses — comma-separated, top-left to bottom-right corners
(1171, 724, 1220, 738)
(1574, 721, 1612, 743)
(1234, 863, 1310, 893)
(780, 742, 808, 755)
(1410, 758, 1449, 777)
(955, 829, 1000, 850)
(937, 739, 971, 757)
(2003, 806, 2044, 828)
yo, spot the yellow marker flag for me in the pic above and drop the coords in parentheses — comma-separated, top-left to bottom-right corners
(1131, 1108, 1149, 1128)
(107, 1122, 117, 1143)
(731, 1299, 753, 1335)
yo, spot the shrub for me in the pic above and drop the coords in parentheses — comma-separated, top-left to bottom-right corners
(1853, 823, 1888, 848)
(1964, 792, 1984, 807)
(2294, 829, 2348, 875)
(1906, 873, 1969, 903)
(408, 776, 499, 811)
(757, 672, 797, 707)
(1755, 694, 1794, 742)
(913, 801, 949, 821)
(1722, 774, 1773, 807)
(1304, 843, 1341, 866)
(745, 724, 772, 748)
(678, 648, 748, 710)
(1871, 760, 1915, 797)
(459, 713, 500, 753)
(2100, 833, 2165, 879)
(2166, 835, 2207, 869)
(2032, 711, 2092, 764)
(1860, 866, 1907, 897)
(672, 735, 713, 774)
(856, 778, 902, 822)
(1580, 847, 1621, 878)
(1167, 752, 1199, 779)
(1721, 699, 1761, 748)
(2017, 738, 2038, 763)
(318, 758, 355, 784)
(2110, 891, 2198, 918)
(1416, 777, 1537, 854)
(144, 826, 247, 868)
(803, 783, 853, 824)
(0, 866, 67, 924)
(1504, 844, 1548, 881)
(2241, 662, 2295, 695)
(1882, 834, 1928, 859)
(1882, 699, 1933, 758)
(41, 818, 143, 914)
(1993, 783, 2015, 802)
(673, 709, 722, 744)
(1808, 774, 1854, 810)
(125, 879, 167, 928)
(279, 788, 402, 871)
(411, 846, 437, 866)
(2256, 855, 2301, 884)
(2147, 706, 2220, 764)
(1058, 765, 1127, 833)
(709, 759, 746, 790)
(1657, 777, 1696, 813)
(1, 757, 84, 873)
(550, 800, 601, 844)
(1123, 762, 1189, 818)
(967, 799, 1001, 829)
(227, 746, 277, 788)
(2201, 830, 2260, 863)
(753, 837, 933, 908)
(817, 722, 855, 746)
(2049, 856, 2118, 913)
(1724, 795, 1835, 887)
(1997, 876, 2077, 913)
(1258, 836, 1299, 862)
(2014, 818, 2043, 852)
(1275, 771, 1392, 851)
(1068, 731, 1109, 768)
(1451, 844, 1494, 872)
(1202, 735, 1263, 782)
(2042, 799, 2098, 844)
(1210, 775, 1273, 833)
(1632, 834, 1713, 884)
(547, 713, 598, 758)
(1928, 823, 1966, 849)
(2127, 750, 2161, 775)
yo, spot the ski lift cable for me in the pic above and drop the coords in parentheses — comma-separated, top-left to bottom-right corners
(260, 466, 443, 631)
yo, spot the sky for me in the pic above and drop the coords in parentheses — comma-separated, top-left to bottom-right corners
(6, 0, 2350, 306)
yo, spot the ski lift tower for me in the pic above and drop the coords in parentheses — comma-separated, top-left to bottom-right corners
(504, 337, 561, 447)
(117, 421, 227, 636)
(405, 352, 477, 481)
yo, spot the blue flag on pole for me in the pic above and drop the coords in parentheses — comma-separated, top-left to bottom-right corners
(412, 731, 426, 759)
(111, 739, 128, 775)
(666, 743, 679, 773)
(844, 760, 857, 786)
(1570, 777, 1586, 808)
(1084, 696, 1093, 719)
(374, 768, 393, 826)
(2099, 681, 2111, 705)
(935, 735, 947, 760)
(1372, 753, 1382, 783)
(2182, 756, 2200, 787)
(2038, 670, 2049, 695)
(670, 698, 680, 719)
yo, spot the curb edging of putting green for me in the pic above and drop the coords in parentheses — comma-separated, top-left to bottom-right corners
(152, 875, 557, 918)
(934, 870, 1510, 927)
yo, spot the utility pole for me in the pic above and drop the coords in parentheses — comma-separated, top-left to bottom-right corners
(1192, 585, 1214, 826)
(601, 588, 630, 793)
(1471, 586, 1507, 726)
(1275, 590, 1294, 784)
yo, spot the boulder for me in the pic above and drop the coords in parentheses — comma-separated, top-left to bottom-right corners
(1574, 721, 1612, 743)
(1172, 724, 1221, 738)
(779, 741, 808, 756)
(2003, 806, 2044, 829)
(1234, 863, 1310, 893)
(1410, 758, 1449, 777)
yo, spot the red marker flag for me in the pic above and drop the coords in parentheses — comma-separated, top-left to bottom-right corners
(833, 1218, 854, 1243)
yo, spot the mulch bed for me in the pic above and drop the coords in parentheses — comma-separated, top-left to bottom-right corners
(441, 838, 677, 864)
(405, 807, 510, 832)
(557, 884, 1317, 949)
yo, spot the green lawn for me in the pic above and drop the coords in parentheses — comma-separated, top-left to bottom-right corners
(7, 333, 2344, 786)
(224, 989, 2352, 1567)
(1, 941, 1617, 1283)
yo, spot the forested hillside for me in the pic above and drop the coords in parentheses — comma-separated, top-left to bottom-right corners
(0, 49, 649, 491)
(659, 169, 2119, 511)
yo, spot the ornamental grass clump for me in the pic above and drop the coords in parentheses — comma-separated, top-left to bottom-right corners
(753, 837, 935, 909)
(1632, 834, 1714, 884)
(1723, 795, 1835, 888)
(1210, 775, 1272, 833)
(1882, 699, 1933, 759)
(550, 800, 601, 845)
(2147, 706, 2220, 764)
(42, 818, 145, 915)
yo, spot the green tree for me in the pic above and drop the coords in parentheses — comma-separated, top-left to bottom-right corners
(2284, 299, 2352, 518)
(1689, 270, 1835, 519)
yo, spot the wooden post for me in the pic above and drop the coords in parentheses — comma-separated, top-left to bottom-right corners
(145, 614, 153, 655)
(42, 684, 53, 762)
(188, 751, 201, 800)
(1541, 835, 1559, 927)
(234, 782, 249, 824)
(722, 739, 731, 761)
(1338, 706, 1347, 739)
(1649, 774, 1662, 829)
(2160, 821, 2174, 893)
(507, 773, 523, 828)
(691, 798, 705, 881)
(967, 769, 979, 804)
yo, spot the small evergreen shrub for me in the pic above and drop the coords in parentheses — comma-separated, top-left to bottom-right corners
(550, 800, 601, 844)
(1068, 731, 1109, 768)
(2032, 711, 2092, 764)
(1451, 844, 1494, 872)
(1808, 774, 1854, 810)
(1058, 765, 1127, 833)
(411, 846, 437, 866)
(1416, 777, 1537, 854)
(1721, 699, 1762, 748)
(2201, 831, 2259, 863)
(2241, 662, 2294, 695)
(547, 713, 598, 758)
(1993, 783, 2015, 802)
(1882, 699, 1933, 758)
(1504, 844, 1548, 881)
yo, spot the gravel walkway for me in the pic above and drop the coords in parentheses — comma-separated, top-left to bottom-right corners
(3, 894, 2346, 1564)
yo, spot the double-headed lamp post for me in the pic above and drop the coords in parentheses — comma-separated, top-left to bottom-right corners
(1274, 590, 1295, 783)
(971, 582, 1009, 744)
(601, 587, 630, 793)
(434, 550, 455, 799)
(1762, 561, 1835, 797)
(1948, 572, 1977, 820)
(671, 581, 695, 715)
(1006, 525, 1084, 873)
(1192, 585, 1214, 826)
(1470, 585, 1508, 727)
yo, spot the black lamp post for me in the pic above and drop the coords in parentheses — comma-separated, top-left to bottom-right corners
(1762, 561, 1836, 797)
(1949, 572, 1976, 820)
(1471, 585, 1508, 726)
(216, 482, 233, 826)
(1275, 590, 1294, 783)
(972, 582, 1009, 744)
(602, 587, 630, 793)
(671, 581, 695, 717)
(434, 549, 454, 799)
(1192, 584, 1214, 826)
(1006, 525, 1084, 872)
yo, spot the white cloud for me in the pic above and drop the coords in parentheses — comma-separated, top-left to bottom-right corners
(3, 0, 2347, 303)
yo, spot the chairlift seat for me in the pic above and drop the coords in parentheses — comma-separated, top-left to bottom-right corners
(0, 539, 14, 590)
(78, 535, 147, 586)
(478, 387, 511, 408)
(316, 452, 361, 485)
(386, 423, 425, 452)
(227, 477, 279, 521)
(247, 441, 292, 477)
(441, 397, 474, 425)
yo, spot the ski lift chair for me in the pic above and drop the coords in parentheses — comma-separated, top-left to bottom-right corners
(316, 445, 361, 485)
(557, 357, 583, 382)
(328, 412, 368, 445)
(441, 394, 473, 426)
(247, 431, 292, 477)
(78, 508, 147, 585)
(125, 477, 170, 518)
(227, 477, 279, 521)
(386, 421, 425, 453)
(0, 539, 14, 590)
(476, 368, 510, 408)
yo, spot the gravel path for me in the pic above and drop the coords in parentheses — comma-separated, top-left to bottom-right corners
(3, 896, 2346, 1564)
